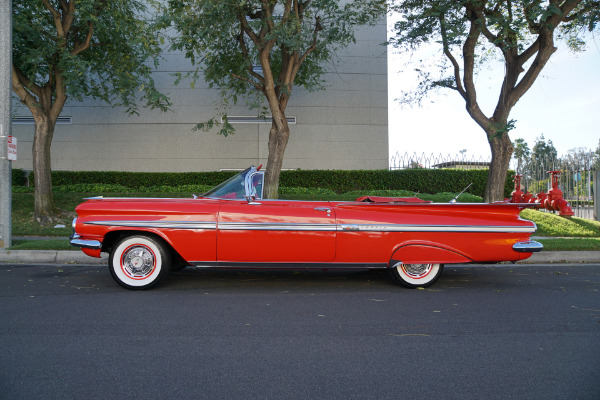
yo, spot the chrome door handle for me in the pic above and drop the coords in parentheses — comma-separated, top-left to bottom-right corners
(314, 207, 332, 216)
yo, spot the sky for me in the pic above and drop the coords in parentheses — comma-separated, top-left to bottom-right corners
(387, 24, 600, 162)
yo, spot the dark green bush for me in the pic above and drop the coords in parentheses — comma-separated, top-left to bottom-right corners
(11, 169, 27, 186)
(48, 170, 238, 188)
(280, 169, 513, 198)
(29, 168, 513, 198)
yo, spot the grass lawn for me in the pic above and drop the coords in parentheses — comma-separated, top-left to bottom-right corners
(9, 191, 600, 251)
(10, 238, 73, 251)
(536, 238, 600, 252)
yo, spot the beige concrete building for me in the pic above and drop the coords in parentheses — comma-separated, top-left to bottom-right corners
(11, 22, 388, 173)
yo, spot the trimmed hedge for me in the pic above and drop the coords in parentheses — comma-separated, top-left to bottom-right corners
(278, 169, 510, 197)
(48, 170, 239, 188)
(21, 168, 514, 198)
(12, 169, 27, 187)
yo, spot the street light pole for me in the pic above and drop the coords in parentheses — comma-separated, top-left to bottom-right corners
(0, 0, 13, 248)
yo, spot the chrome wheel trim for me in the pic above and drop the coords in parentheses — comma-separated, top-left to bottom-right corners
(401, 263, 434, 280)
(111, 237, 163, 288)
(392, 262, 442, 286)
(121, 245, 156, 280)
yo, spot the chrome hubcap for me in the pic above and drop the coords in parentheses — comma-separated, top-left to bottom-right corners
(402, 263, 433, 279)
(121, 246, 155, 279)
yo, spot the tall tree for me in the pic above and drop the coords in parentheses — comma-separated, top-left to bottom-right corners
(531, 134, 558, 180)
(160, 0, 387, 199)
(532, 134, 558, 162)
(12, 0, 170, 223)
(512, 138, 530, 174)
(390, 0, 599, 202)
(594, 139, 600, 169)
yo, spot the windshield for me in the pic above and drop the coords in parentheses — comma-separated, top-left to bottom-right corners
(202, 167, 263, 199)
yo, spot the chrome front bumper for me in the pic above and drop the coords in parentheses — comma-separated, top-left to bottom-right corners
(70, 234, 102, 250)
(513, 240, 543, 253)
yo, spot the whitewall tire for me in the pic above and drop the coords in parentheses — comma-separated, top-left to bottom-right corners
(388, 262, 444, 288)
(109, 235, 171, 290)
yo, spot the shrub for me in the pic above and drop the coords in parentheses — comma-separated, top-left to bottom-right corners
(25, 168, 514, 198)
(11, 169, 28, 186)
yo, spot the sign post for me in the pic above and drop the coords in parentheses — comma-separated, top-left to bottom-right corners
(0, 0, 13, 248)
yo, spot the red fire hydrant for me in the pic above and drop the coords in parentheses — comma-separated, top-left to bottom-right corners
(543, 171, 574, 217)
(511, 175, 525, 203)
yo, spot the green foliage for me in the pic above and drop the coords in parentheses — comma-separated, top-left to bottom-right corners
(536, 238, 600, 251)
(12, 0, 170, 114)
(10, 239, 74, 251)
(595, 139, 600, 169)
(159, 0, 387, 134)
(46, 170, 238, 189)
(532, 135, 558, 162)
(279, 168, 513, 197)
(11, 169, 27, 187)
(520, 209, 600, 237)
(23, 168, 514, 198)
(279, 187, 338, 196)
(390, 1, 599, 104)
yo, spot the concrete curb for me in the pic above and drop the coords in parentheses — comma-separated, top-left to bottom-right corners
(0, 250, 598, 265)
(0, 250, 108, 264)
(517, 251, 600, 264)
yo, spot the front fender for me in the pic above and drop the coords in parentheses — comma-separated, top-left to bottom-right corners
(390, 242, 472, 265)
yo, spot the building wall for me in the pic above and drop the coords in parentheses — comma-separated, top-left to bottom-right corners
(11, 21, 388, 172)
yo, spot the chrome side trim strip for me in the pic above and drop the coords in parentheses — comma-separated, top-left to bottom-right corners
(513, 240, 544, 253)
(338, 224, 537, 233)
(83, 220, 535, 233)
(220, 222, 337, 231)
(189, 261, 388, 270)
(84, 220, 217, 230)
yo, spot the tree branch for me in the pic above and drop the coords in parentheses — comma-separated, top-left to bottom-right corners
(461, 11, 491, 131)
(439, 15, 466, 99)
(298, 16, 321, 65)
(12, 67, 41, 113)
(42, 0, 64, 37)
(13, 65, 42, 99)
(239, 10, 261, 46)
(232, 73, 264, 92)
(71, 22, 94, 55)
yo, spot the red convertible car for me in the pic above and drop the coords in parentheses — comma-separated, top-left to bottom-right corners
(70, 166, 542, 289)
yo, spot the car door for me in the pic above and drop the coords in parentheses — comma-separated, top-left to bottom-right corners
(217, 199, 336, 263)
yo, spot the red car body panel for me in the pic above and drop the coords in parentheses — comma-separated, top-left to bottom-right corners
(72, 197, 537, 266)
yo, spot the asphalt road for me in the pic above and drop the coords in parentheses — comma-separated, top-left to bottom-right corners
(1, 263, 599, 400)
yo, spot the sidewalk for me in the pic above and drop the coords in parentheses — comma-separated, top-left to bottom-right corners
(0, 249, 598, 265)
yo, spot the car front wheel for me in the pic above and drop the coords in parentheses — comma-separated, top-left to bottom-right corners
(388, 262, 443, 288)
(109, 235, 171, 290)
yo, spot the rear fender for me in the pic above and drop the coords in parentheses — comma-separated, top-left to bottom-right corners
(390, 241, 472, 265)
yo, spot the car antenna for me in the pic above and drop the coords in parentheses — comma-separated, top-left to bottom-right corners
(450, 183, 472, 203)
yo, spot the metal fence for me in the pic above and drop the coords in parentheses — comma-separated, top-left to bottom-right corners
(389, 151, 599, 220)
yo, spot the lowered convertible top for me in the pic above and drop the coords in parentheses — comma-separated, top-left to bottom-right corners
(355, 196, 432, 204)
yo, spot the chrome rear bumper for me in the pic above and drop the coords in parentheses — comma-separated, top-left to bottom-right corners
(513, 240, 543, 253)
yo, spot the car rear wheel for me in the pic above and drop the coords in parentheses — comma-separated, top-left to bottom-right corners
(388, 262, 443, 288)
(109, 235, 171, 290)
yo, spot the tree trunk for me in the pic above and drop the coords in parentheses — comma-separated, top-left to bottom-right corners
(32, 116, 56, 223)
(263, 122, 290, 199)
(484, 132, 514, 203)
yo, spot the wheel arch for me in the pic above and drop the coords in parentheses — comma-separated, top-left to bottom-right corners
(389, 241, 472, 266)
(102, 229, 185, 265)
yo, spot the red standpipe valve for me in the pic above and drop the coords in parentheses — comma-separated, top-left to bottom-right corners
(511, 175, 525, 203)
(543, 171, 574, 217)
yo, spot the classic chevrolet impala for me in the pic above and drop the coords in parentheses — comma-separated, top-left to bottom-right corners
(70, 166, 543, 289)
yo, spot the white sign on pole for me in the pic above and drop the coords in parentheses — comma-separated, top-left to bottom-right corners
(7, 135, 16, 161)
